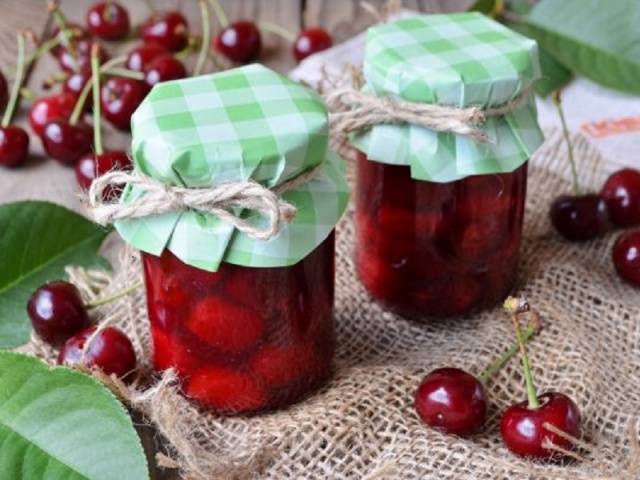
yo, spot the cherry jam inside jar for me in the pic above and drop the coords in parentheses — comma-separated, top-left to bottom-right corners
(355, 151, 527, 318)
(142, 233, 335, 414)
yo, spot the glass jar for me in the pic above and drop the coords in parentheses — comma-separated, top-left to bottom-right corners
(355, 151, 527, 318)
(142, 233, 335, 414)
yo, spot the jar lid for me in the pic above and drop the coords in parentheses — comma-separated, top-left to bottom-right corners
(115, 64, 349, 272)
(351, 12, 544, 182)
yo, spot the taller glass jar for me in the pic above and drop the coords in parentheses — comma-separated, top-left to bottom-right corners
(350, 13, 544, 318)
(111, 65, 349, 414)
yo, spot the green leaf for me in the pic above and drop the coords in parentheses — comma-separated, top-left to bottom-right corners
(0, 202, 110, 349)
(468, 0, 496, 15)
(525, 0, 640, 94)
(0, 352, 149, 480)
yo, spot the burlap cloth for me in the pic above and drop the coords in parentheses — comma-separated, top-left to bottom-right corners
(20, 129, 640, 480)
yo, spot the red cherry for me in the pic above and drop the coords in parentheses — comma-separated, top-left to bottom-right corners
(27, 281, 90, 346)
(144, 54, 187, 87)
(58, 326, 137, 380)
(57, 38, 108, 73)
(63, 69, 93, 111)
(185, 367, 267, 412)
(86, 1, 130, 41)
(49, 23, 89, 57)
(42, 119, 93, 165)
(100, 77, 147, 131)
(75, 150, 131, 197)
(125, 44, 168, 72)
(213, 21, 261, 63)
(28, 92, 77, 137)
(141, 10, 189, 52)
(0, 71, 8, 111)
(501, 392, 581, 460)
(549, 194, 608, 241)
(601, 168, 640, 227)
(414, 368, 487, 436)
(293, 27, 333, 62)
(0, 126, 29, 167)
(613, 230, 640, 287)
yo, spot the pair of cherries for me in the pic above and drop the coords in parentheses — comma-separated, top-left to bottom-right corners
(414, 299, 581, 460)
(27, 280, 137, 380)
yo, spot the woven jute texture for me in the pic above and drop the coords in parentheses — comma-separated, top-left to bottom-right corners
(22, 129, 640, 480)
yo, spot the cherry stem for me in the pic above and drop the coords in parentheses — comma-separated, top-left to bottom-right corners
(91, 44, 103, 156)
(504, 296, 540, 410)
(491, 0, 506, 18)
(87, 280, 143, 309)
(20, 87, 35, 102)
(104, 67, 145, 81)
(553, 90, 580, 196)
(2, 33, 26, 128)
(207, 0, 229, 28)
(48, 1, 77, 60)
(194, 0, 211, 76)
(259, 21, 296, 43)
(478, 323, 538, 383)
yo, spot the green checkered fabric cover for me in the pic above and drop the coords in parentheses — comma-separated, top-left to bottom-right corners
(115, 64, 349, 272)
(351, 12, 544, 182)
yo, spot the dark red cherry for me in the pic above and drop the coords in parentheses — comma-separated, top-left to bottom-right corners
(414, 367, 487, 436)
(42, 119, 93, 166)
(0, 71, 8, 112)
(49, 23, 88, 57)
(501, 392, 581, 460)
(0, 126, 29, 167)
(601, 168, 640, 227)
(613, 230, 640, 287)
(29, 92, 77, 137)
(125, 44, 168, 72)
(57, 38, 108, 73)
(549, 194, 608, 241)
(86, 1, 130, 41)
(27, 281, 90, 346)
(293, 27, 333, 62)
(75, 150, 131, 198)
(141, 10, 189, 52)
(58, 326, 137, 380)
(63, 69, 93, 111)
(100, 77, 147, 131)
(213, 21, 261, 63)
(144, 54, 187, 87)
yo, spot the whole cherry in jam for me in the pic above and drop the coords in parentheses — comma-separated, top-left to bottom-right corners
(141, 10, 189, 52)
(27, 281, 90, 346)
(75, 151, 131, 195)
(293, 27, 333, 62)
(28, 92, 77, 137)
(42, 119, 93, 165)
(100, 76, 147, 131)
(613, 230, 640, 287)
(144, 54, 187, 87)
(58, 326, 137, 380)
(213, 21, 261, 63)
(86, 1, 130, 41)
(549, 194, 608, 242)
(500, 297, 581, 460)
(601, 168, 640, 227)
(125, 44, 169, 72)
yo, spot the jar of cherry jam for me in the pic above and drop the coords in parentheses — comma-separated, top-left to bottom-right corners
(112, 65, 349, 414)
(351, 14, 544, 318)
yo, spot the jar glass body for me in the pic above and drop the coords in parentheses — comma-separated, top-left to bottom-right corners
(142, 233, 335, 414)
(355, 151, 527, 318)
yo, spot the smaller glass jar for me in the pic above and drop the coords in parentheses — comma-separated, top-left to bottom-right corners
(143, 234, 335, 414)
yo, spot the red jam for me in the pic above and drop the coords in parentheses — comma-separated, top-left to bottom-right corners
(142, 233, 335, 414)
(355, 151, 527, 318)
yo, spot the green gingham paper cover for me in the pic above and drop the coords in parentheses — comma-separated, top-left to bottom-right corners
(114, 64, 349, 272)
(351, 12, 544, 182)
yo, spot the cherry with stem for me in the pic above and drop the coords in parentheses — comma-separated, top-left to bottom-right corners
(209, 0, 261, 64)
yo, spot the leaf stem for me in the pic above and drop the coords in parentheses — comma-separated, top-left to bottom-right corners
(207, 0, 229, 28)
(553, 90, 580, 196)
(2, 33, 26, 128)
(259, 21, 296, 43)
(87, 280, 143, 309)
(194, 0, 211, 76)
(91, 44, 103, 155)
(478, 323, 539, 383)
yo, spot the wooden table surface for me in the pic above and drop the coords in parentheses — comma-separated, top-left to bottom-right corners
(0, 1, 472, 479)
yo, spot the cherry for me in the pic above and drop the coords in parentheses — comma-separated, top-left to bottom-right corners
(28, 92, 76, 137)
(0, 71, 7, 111)
(75, 151, 131, 196)
(27, 281, 90, 346)
(125, 44, 168, 72)
(601, 168, 640, 227)
(549, 194, 608, 241)
(293, 27, 333, 62)
(144, 54, 187, 87)
(86, 1, 130, 41)
(100, 77, 147, 131)
(49, 22, 89, 58)
(42, 119, 93, 165)
(141, 10, 189, 52)
(0, 126, 29, 167)
(58, 326, 137, 380)
(57, 38, 108, 73)
(213, 21, 261, 63)
(63, 69, 93, 110)
(613, 231, 640, 287)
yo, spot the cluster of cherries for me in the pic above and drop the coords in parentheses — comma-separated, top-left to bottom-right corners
(0, 0, 333, 185)
(27, 280, 138, 380)
(415, 298, 581, 460)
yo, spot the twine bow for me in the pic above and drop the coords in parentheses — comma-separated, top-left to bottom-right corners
(87, 166, 321, 241)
